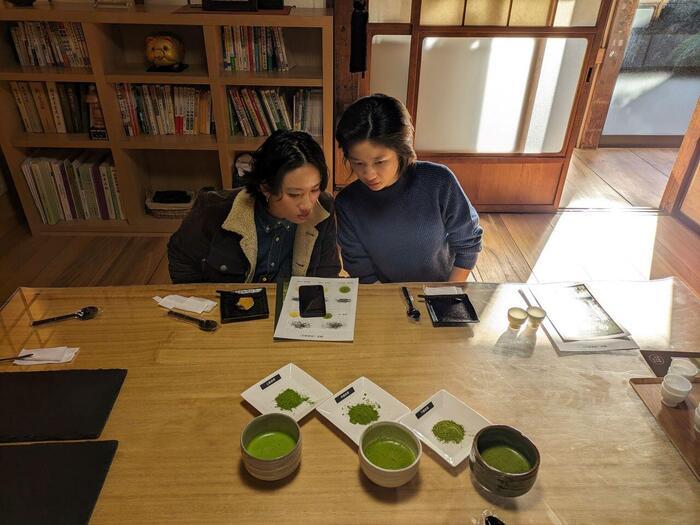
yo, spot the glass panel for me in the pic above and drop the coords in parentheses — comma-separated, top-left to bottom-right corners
(415, 37, 588, 153)
(464, 0, 510, 26)
(369, 35, 412, 105)
(553, 0, 602, 27)
(369, 0, 412, 23)
(420, 0, 464, 26)
(603, 0, 700, 137)
(509, 0, 552, 26)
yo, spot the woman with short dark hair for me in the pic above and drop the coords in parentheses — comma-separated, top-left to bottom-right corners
(168, 130, 340, 283)
(335, 94, 482, 283)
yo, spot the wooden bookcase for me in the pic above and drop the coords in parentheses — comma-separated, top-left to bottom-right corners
(0, 4, 333, 235)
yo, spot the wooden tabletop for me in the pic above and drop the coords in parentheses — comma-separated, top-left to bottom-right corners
(1, 279, 699, 524)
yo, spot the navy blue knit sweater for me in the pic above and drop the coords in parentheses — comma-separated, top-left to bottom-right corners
(335, 161, 483, 283)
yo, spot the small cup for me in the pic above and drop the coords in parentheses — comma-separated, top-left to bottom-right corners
(694, 405, 700, 433)
(240, 413, 301, 481)
(668, 359, 698, 381)
(526, 306, 546, 330)
(507, 307, 528, 330)
(660, 374, 692, 407)
(359, 421, 421, 488)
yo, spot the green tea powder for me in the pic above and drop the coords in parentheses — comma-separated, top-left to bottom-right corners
(275, 388, 309, 411)
(348, 402, 380, 425)
(432, 420, 466, 444)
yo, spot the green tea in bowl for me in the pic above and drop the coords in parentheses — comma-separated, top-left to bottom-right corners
(359, 421, 421, 488)
(469, 425, 540, 497)
(241, 413, 301, 481)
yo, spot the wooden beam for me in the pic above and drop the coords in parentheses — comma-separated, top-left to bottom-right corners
(579, 0, 639, 149)
(661, 98, 700, 216)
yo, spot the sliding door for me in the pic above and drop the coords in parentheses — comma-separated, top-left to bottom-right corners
(337, 0, 614, 211)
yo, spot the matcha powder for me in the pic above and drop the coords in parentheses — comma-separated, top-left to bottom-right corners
(432, 420, 465, 444)
(347, 402, 380, 425)
(275, 388, 309, 411)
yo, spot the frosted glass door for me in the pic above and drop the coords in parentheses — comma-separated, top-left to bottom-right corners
(415, 37, 588, 153)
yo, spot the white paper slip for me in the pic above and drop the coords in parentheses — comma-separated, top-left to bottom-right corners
(423, 286, 464, 296)
(317, 377, 410, 445)
(241, 363, 332, 422)
(399, 390, 490, 467)
(154, 295, 217, 314)
(14, 347, 79, 365)
(273, 277, 359, 342)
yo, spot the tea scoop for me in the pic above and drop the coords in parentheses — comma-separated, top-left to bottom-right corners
(31, 306, 99, 327)
(167, 310, 218, 332)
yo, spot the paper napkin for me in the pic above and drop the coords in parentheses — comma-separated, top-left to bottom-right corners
(153, 295, 217, 314)
(14, 347, 79, 365)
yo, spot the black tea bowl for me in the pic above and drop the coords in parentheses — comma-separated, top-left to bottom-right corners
(469, 425, 540, 498)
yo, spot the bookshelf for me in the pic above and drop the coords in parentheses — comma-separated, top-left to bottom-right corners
(0, 4, 333, 235)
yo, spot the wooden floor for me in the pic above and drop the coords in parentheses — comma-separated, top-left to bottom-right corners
(1, 148, 698, 304)
(561, 148, 677, 209)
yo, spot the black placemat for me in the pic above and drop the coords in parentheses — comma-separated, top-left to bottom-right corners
(0, 440, 118, 525)
(0, 369, 127, 443)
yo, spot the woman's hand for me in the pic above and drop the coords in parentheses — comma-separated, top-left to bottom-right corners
(448, 266, 470, 282)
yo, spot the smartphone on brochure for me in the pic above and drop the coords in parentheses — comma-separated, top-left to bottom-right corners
(298, 285, 326, 318)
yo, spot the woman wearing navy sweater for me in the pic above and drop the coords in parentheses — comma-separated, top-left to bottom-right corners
(334, 94, 483, 283)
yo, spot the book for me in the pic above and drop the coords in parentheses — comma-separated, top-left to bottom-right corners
(45, 82, 67, 133)
(29, 82, 56, 133)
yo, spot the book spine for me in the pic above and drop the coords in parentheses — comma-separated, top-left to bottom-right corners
(56, 83, 74, 133)
(99, 162, 116, 219)
(40, 158, 64, 222)
(78, 159, 99, 219)
(10, 81, 32, 132)
(30, 160, 57, 224)
(65, 84, 82, 134)
(116, 84, 131, 135)
(111, 166, 125, 220)
(63, 157, 85, 220)
(45, 82, 67, 133)
(50, 158, 73, 220)
(29, 82, 56, 133)
(21, 158, 47, 224)
(71, 157, 89, 219)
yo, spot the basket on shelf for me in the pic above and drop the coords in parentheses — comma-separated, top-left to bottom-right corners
(145, 191, 194, 219)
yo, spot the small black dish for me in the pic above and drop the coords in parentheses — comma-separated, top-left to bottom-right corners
(218, 288, 269, 324)
(423, 293, 479, 327)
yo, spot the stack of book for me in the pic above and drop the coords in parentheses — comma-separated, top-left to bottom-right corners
(116, 84, 214, 136)
(227, 87, 322, 137)
(21, 151, 124, 225)
(10, 22, 90, 68)
(10, 81, 96, 134)
(221, 26, 291, 72)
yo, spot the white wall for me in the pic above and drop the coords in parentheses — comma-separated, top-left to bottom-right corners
(603, 72, 700, 136)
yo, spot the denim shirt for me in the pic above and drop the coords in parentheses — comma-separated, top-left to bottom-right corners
(253, 204, 296, 283)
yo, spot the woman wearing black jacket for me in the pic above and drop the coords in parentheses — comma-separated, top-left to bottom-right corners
(167, 130, 340, 283)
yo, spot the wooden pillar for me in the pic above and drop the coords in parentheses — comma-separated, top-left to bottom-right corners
(578, 0, 639, 149)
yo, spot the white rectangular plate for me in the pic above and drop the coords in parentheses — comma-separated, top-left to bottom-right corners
(399, 390, 490, 467)
(316, 377, 410, 445)
(241, 363, 332, 422)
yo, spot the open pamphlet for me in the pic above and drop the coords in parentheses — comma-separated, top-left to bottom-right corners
(273, 277, 358, 342)
(522, 283, 638, 353)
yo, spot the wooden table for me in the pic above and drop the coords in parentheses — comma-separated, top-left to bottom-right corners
(1, 279, 699, 524)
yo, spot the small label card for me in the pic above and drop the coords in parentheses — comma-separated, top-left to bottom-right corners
(260, 374, 282, 390)
(415, 402, 435, 419)
(335, 386, 355, 403)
